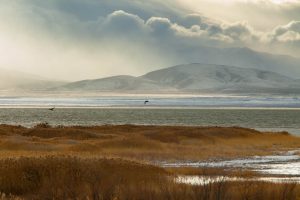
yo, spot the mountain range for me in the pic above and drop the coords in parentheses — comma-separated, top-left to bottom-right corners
(53, 63, 300, 95)
(177, 47, 300, 79)
(1, 46, 300, 95)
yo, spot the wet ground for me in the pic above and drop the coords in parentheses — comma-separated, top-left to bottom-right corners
(161, 150, 300, 185)
(176, 176, 300, 185)
(162, 150, 300, 176)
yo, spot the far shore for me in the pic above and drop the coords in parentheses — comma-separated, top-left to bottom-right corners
(2, 106, 300, 110)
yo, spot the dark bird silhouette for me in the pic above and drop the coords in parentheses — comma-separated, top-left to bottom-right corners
(48, 107, 55, 111)
(144, 100, 149, 105)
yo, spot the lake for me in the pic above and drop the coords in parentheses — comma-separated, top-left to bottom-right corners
(1, 96, 300, 134)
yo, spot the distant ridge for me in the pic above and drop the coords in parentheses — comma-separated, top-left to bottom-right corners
(54, 63, 300, 95)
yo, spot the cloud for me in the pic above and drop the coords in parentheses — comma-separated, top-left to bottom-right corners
(179, 14, 204, 28)
(0, 0, 300, 81)
(265, 21, 300, 54)
(267, 21, 300, 46)
(101, 10, 147, 36)
(146, 17, 172, 34)
(176, 0, 300, 31)
(272, 21, 300, 38)
(223, 22, 257, 41)
(94, 10, 257, 46)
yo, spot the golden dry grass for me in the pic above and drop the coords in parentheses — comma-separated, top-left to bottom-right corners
(0, 156, 296, 200)
(0, 124, 298, 161)
(0, 156, 167, 199)
(0, 125, 299, 199)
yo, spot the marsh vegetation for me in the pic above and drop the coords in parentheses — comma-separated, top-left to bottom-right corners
(0, 124, 299, 199)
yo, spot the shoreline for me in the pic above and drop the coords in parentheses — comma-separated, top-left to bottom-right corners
(2, 106, 300, 109)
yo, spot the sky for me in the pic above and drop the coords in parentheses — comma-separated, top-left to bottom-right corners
(0, 0, 300, 81)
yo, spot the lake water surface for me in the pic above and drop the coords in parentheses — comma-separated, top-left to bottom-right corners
(0, 108, 300, 134)
(1, 96, 300, 134)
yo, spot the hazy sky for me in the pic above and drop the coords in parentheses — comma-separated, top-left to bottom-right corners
(0, 0, 300, 81)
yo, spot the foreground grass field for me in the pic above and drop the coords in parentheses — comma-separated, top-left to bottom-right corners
(0, 124, 299, 199)
(0, 156, 298, 200)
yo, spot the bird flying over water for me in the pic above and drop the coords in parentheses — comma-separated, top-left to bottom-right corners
(48, 107, 55, 111)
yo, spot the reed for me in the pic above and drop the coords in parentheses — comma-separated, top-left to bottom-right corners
(0, 156, 297, 199)
(0, 125, 298, 161)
